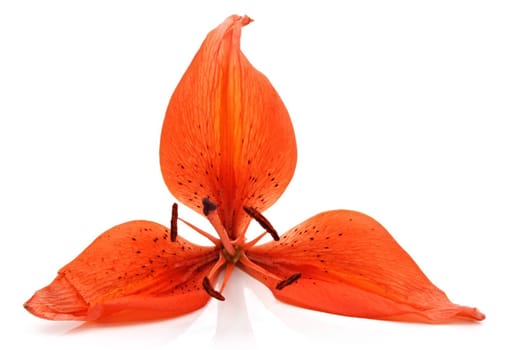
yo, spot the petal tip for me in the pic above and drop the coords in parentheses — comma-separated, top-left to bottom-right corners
(241, 15, 253, 26)
(225, 14, 253, 27)
(462, 307, 486, 322)
(24, 293, 86, 321)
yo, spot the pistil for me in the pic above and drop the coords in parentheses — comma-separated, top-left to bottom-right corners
(202, 198, 236, 256)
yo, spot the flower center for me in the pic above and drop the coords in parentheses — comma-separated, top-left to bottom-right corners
(170, 199, 302, 301)
(222, 245, 243, 264)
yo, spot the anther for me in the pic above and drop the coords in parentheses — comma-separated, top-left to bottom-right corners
(202, 276, 225, 301)
(170, 203, 178, 242)
(276, 273, 302, 290)
(202, 197, 217, 216)
(243, 206, 279, 241)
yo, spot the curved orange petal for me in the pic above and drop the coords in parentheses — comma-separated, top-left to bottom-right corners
(160, 15, 297, 239)
(24, 221, 219, 322)
(244, 210, 485, 323)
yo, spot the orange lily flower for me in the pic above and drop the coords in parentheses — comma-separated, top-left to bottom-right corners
(24, 15, 484, 324)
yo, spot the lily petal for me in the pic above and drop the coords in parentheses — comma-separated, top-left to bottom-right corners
(245, 210, 485, 323)
(24, 221, 218, 322)
(160, 15, 297, 239)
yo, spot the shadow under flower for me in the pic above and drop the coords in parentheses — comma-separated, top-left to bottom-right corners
(212, 269, 256, 347)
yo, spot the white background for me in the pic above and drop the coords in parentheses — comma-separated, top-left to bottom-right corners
(1, 1, 509, 349)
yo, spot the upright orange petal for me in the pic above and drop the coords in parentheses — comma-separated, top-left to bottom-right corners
(244, 210, 484, 323)
(160, 15, 297, 239)
(24, 221, 218, 322)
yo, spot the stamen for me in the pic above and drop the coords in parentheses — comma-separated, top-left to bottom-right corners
(178, 218, 220, 246)
(239, 254, 285, 282)
(243, 206, 279, 241)
(276, 273, 302, 290)
(219, 263, 235, 293)
(244, 231, 268, 249)
(170, 203, 178, 242)
(241, 253, 301, 291)
(202, 277, 225, 301)
(202, 254, 228, 301)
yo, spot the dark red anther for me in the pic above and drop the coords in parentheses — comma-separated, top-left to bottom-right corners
(276, 273, 301, 290)
(202, 276, 225, 301)
(170, 203, 178, 242)
(243, 206, 279, 241)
